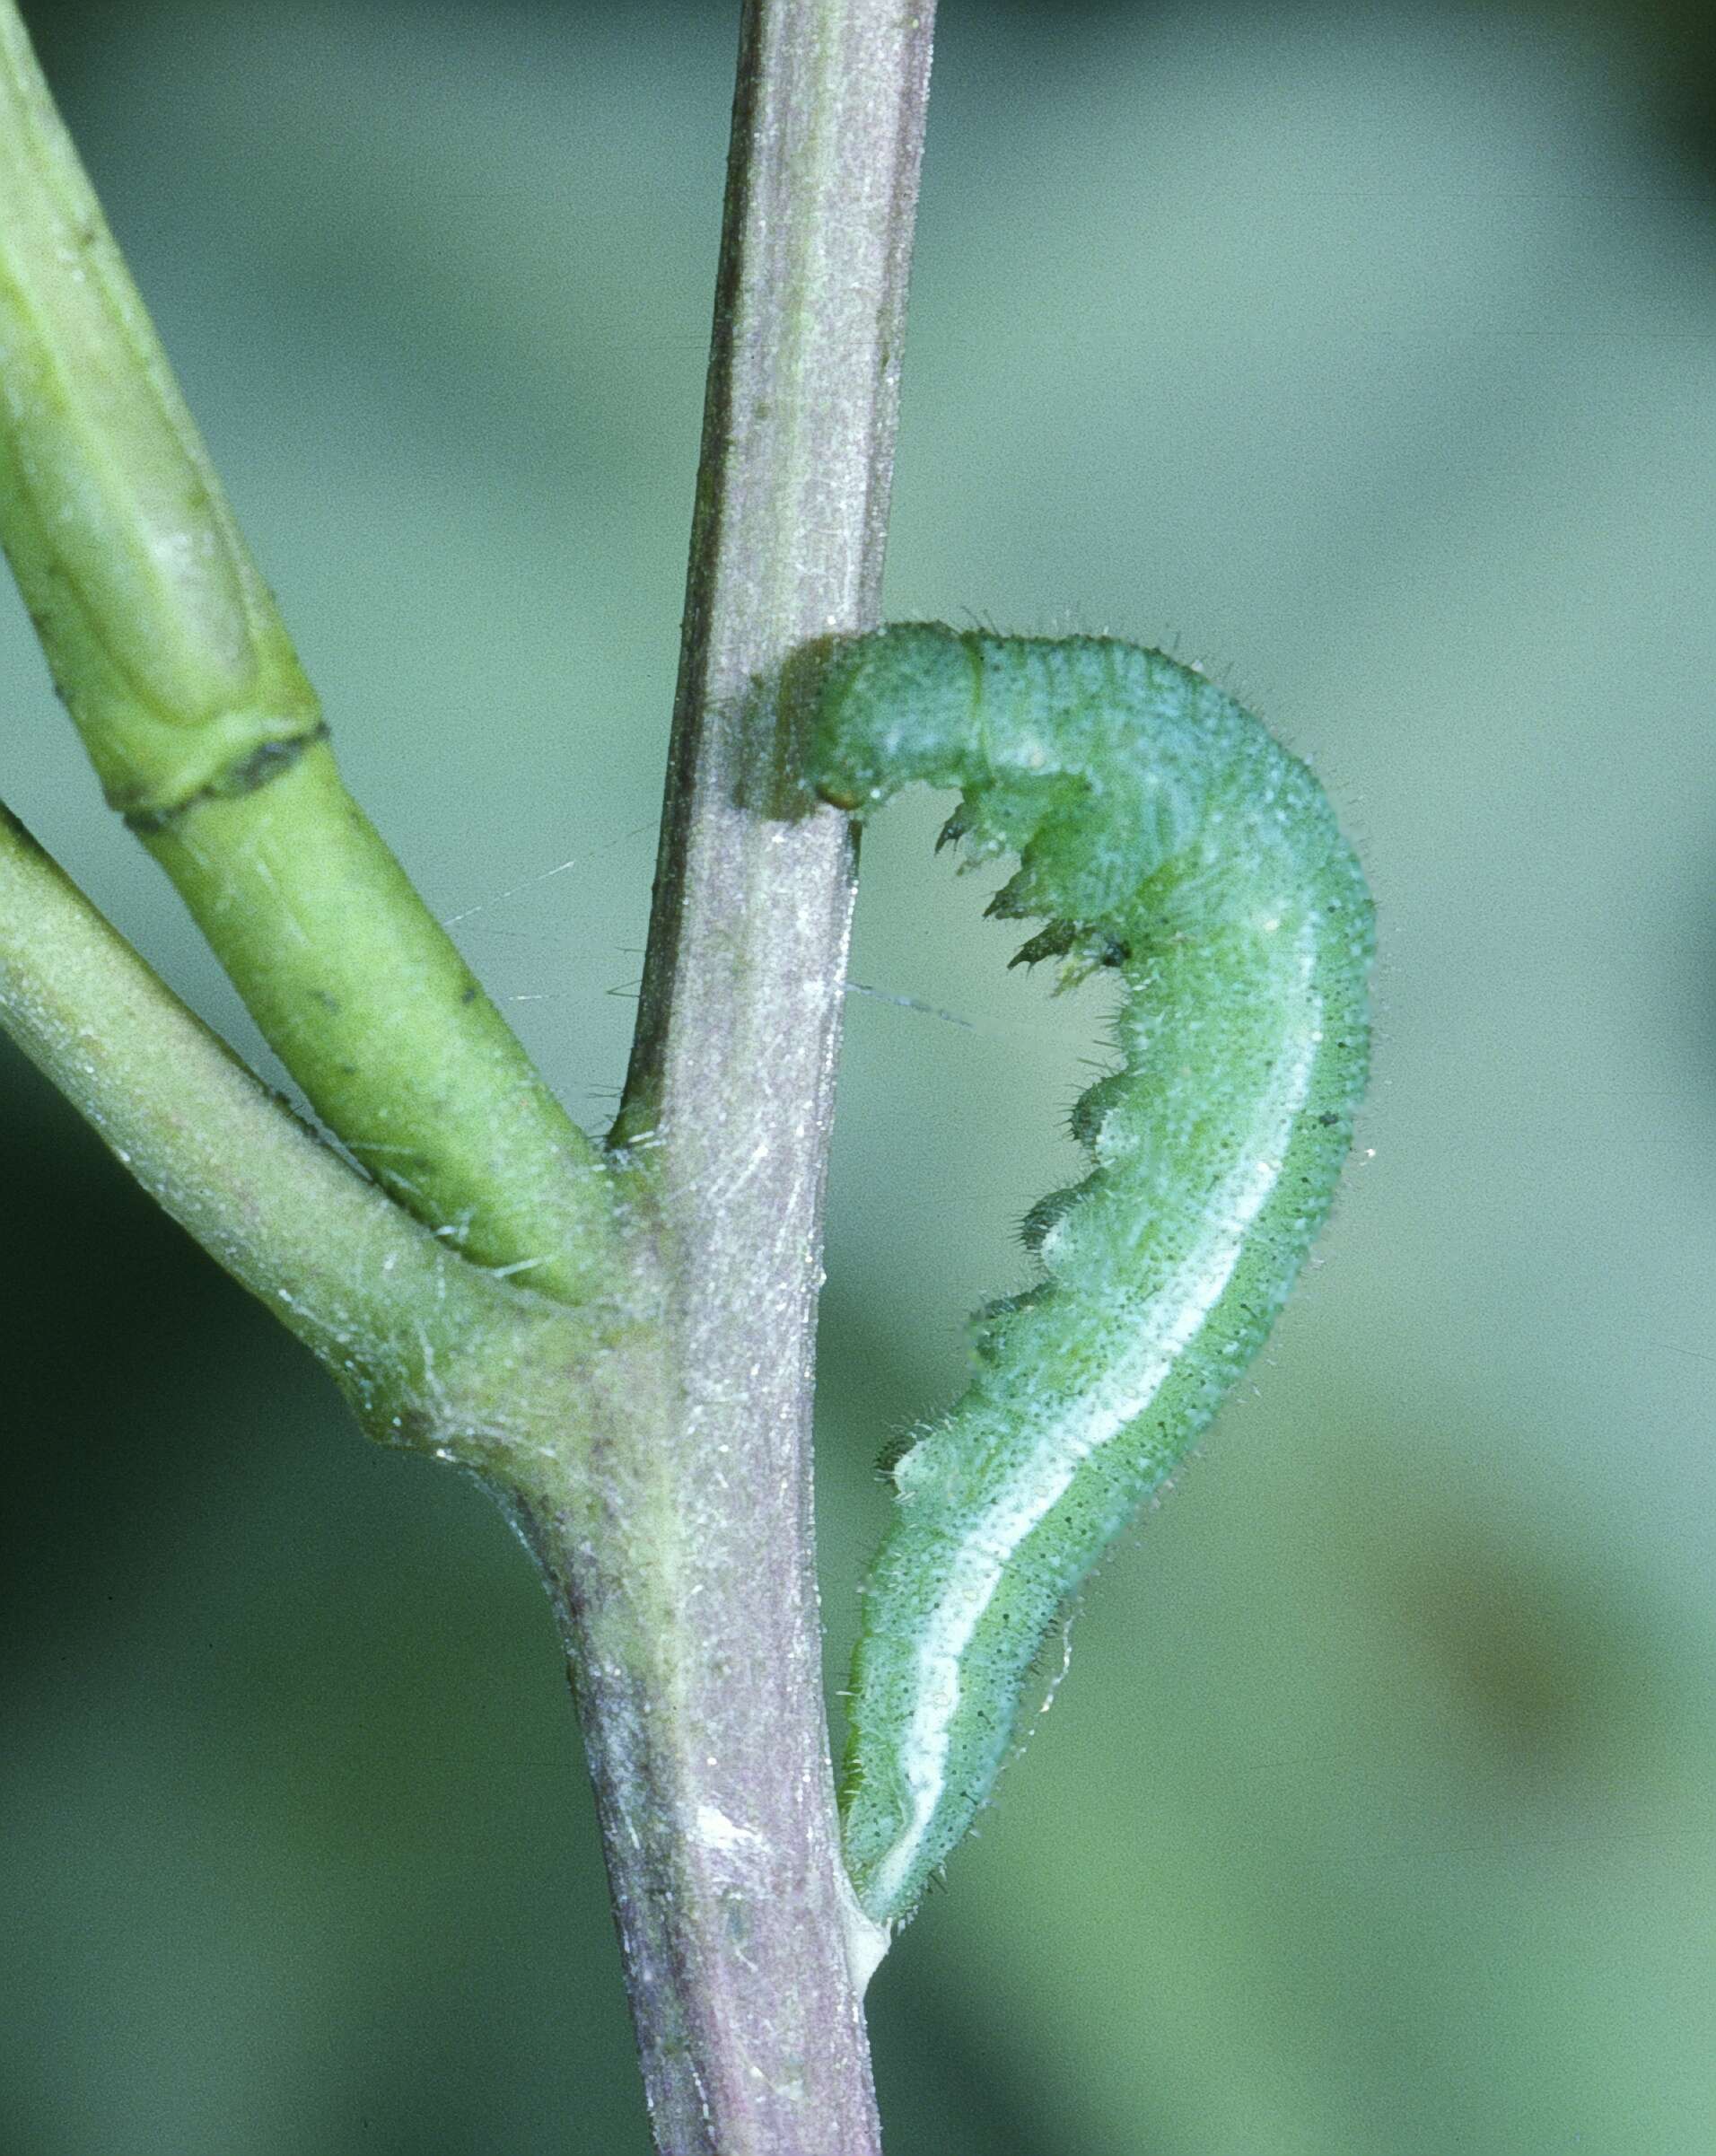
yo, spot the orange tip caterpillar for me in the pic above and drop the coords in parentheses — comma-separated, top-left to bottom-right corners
(809, 625, 1373, 1927)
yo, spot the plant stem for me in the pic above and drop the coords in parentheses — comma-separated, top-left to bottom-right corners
(140, 739, 615, 1302)
(0, 0, 321, 818)
(0, 802, 588, 1453)
(521, 0, 935, 2148)
(0, 0, 615, 1302)
(0, 0, 939, 2143)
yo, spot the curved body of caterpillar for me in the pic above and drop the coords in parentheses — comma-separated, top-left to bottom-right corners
(809, 625, 1373, 1927)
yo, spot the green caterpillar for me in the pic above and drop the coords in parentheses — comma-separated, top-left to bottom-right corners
(808, 625, 1373, 1928)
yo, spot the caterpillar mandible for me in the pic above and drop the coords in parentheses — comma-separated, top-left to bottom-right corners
(807, 624, 1373, 1929)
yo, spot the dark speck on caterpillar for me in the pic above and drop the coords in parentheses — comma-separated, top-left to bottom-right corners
(803, 622, 1373, 1929)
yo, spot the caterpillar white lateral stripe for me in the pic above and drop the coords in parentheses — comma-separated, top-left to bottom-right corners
(871, 944, 1321, 1915)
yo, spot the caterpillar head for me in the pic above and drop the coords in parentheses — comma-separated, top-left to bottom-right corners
(800, 624, 980, 810)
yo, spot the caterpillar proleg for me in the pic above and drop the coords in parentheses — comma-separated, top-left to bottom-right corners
(808, 625, 1373, 1928)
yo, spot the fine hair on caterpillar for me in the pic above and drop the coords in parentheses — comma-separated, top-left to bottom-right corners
(804, 622, 1374, 1928)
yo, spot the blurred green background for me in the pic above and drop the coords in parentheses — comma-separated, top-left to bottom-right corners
(3, 0, 1714, 2149)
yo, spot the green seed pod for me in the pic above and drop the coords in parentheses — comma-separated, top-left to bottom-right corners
(0, 5, 320, 819)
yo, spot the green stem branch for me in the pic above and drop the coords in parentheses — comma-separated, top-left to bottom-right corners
(0, 801, 591, 1463)
(0, 2, 940, 2147)
(0, 0, 613, 1302)
(140, 738, 614, 1301)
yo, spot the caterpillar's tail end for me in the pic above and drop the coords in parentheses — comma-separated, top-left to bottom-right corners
(836, 1875, 892, 1998)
